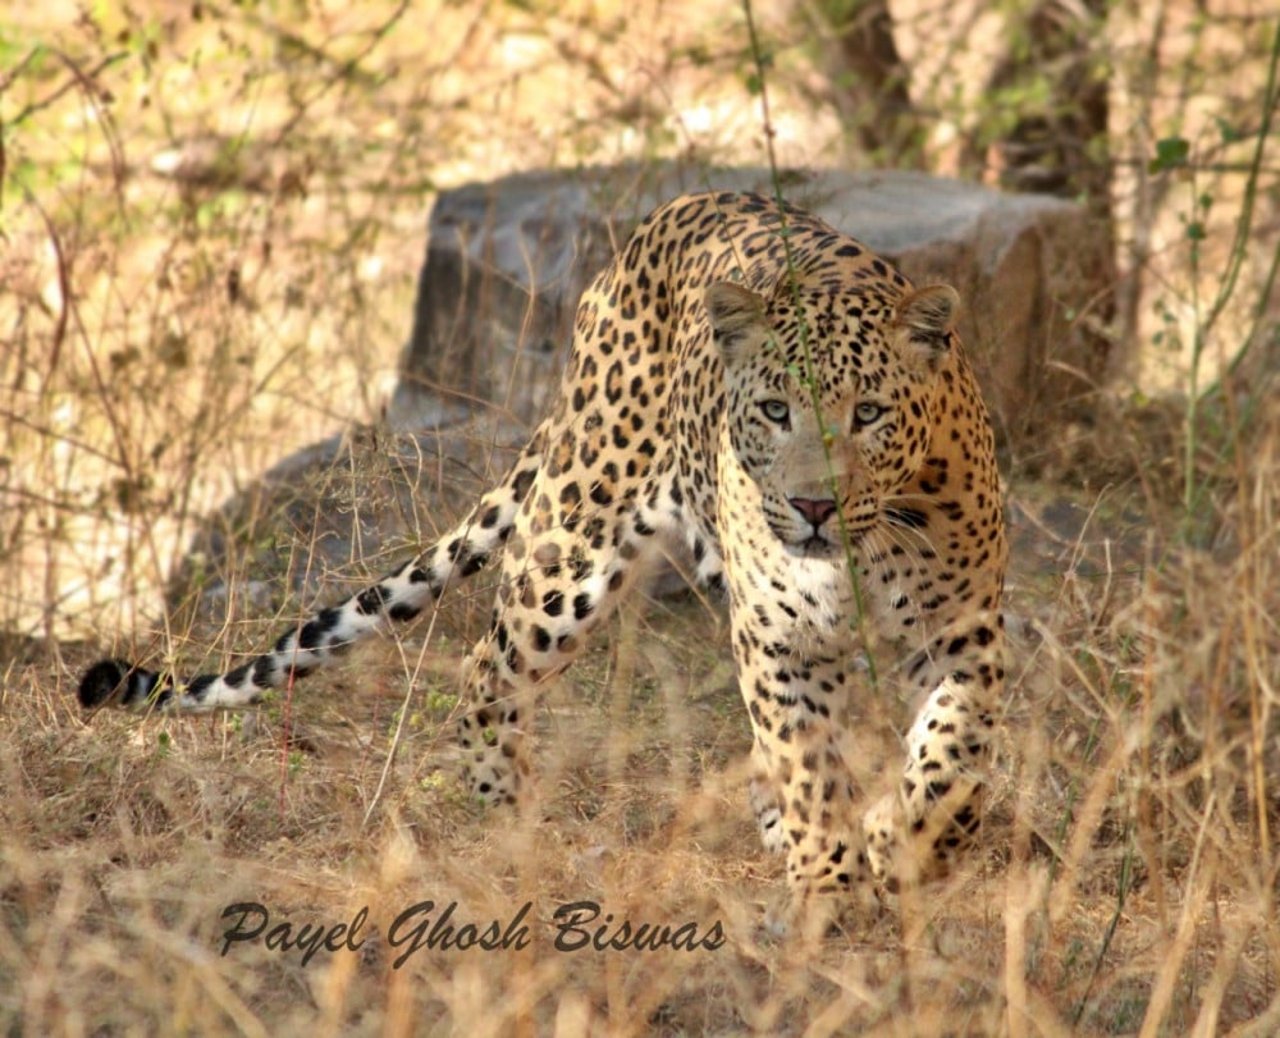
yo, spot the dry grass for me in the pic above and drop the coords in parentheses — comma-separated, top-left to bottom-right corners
(3, 2, 1279, 1034)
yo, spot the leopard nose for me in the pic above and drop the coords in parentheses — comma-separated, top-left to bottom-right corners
(788, 497, 837, 528)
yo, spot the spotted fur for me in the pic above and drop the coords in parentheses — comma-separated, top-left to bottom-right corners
(80, 192, 1007, 923)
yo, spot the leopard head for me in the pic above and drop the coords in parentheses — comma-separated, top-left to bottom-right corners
(705, 276, 958, 555)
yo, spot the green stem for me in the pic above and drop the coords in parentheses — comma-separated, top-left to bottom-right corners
(740, 0, 880, 690)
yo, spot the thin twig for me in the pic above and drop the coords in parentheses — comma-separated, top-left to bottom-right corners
(6, 50, 129, 128)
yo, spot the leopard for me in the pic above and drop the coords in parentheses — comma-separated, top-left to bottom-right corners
(79, 190, 1007, 930)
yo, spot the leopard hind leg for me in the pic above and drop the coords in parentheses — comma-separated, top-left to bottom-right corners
(457, 494, 671, 805)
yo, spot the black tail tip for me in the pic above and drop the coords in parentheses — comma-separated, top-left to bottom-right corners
(78, 659, 134, 709)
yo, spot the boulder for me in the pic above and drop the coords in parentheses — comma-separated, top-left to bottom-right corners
(391, 164, 1116, 444)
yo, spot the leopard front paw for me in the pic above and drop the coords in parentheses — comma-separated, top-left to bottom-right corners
(749, 775, 787, 855)
(862, 792, 904, 891)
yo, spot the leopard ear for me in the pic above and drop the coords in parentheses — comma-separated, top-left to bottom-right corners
(895, 284, 959, 367)
(705, 281, 767, 368)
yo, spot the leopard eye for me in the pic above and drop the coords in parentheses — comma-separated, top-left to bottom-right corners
(853, 402, 886, 428)
(759, 400, 790, 425)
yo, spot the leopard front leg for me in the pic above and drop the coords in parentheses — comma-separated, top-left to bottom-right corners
(864, 612, 1005, 891)
(738, 650, 876, 931)
(748, 744, 785, 855)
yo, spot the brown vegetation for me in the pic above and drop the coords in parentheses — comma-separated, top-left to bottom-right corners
(2, 1, 1277, 1033)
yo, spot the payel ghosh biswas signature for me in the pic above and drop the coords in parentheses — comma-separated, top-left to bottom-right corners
(220, 899, 727, 969)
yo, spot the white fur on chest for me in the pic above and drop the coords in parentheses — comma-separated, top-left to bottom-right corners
(786, 554, 852, 630)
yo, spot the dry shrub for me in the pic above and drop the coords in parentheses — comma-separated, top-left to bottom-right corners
(2, 2, 1278, 1034)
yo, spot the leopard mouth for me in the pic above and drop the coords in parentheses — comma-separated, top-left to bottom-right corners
(786, 533, 844, 558)
(781, 522, 870, 558)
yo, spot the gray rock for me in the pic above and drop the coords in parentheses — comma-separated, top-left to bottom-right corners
(391, 164, 1115, 442)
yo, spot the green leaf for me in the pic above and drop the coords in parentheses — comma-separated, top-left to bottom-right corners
(1149, 136, 1190, 173)
(1214, 116, 1244, 144)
